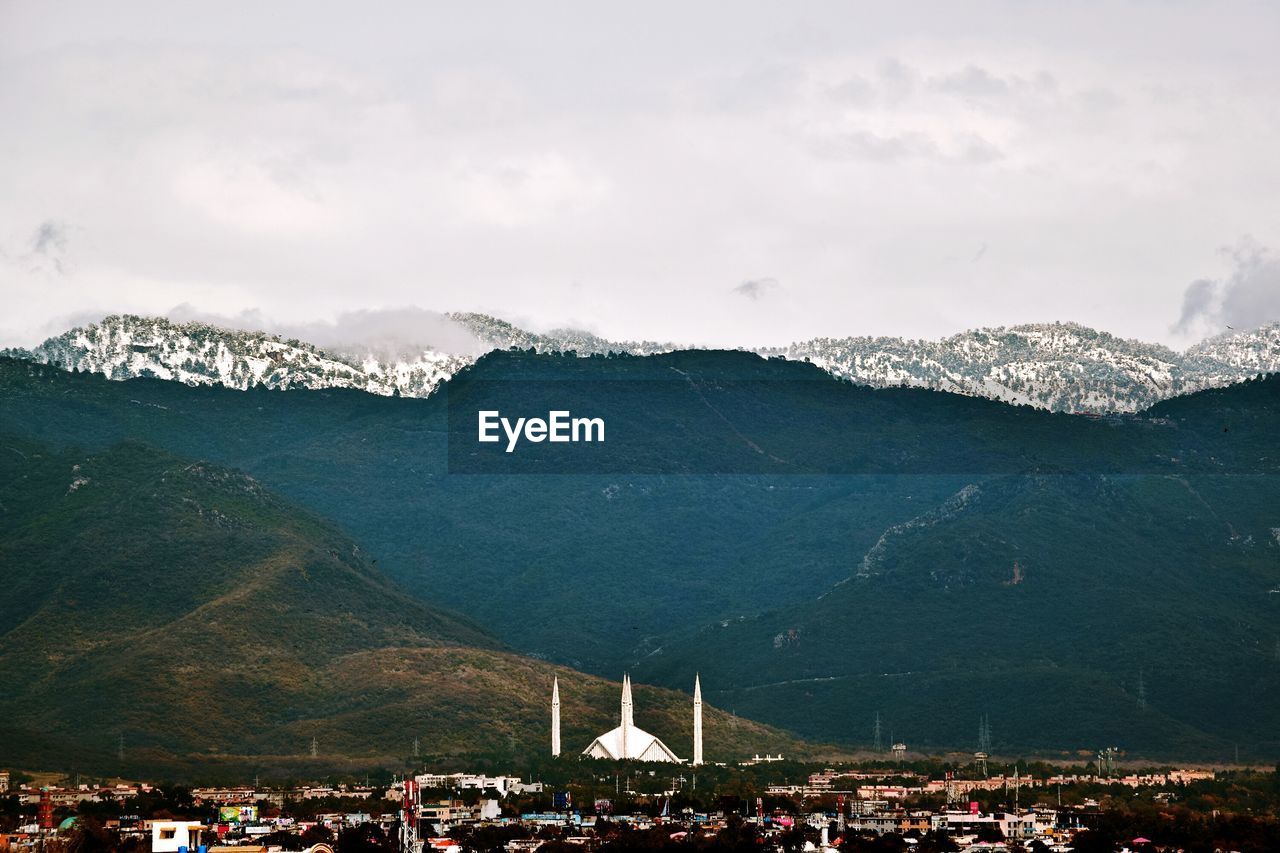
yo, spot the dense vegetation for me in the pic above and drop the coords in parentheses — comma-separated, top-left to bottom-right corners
(1, 350, 1278, 761)
(0, 437, 799, 774)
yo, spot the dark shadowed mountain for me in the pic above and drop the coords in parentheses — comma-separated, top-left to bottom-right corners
(1, 350, 1278, 760)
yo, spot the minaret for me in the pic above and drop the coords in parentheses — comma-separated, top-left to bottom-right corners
(551, 677, 561, 757)
(693, 673, 704, 766)
(621, 673, 633, 759)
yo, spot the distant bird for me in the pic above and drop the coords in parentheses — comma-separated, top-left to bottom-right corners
(1226, 325, 1236, 330)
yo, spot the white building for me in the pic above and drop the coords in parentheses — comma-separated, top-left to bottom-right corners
(414, 774, 526, 797)
(149, 820, 205, 853)
(931, 809, 1057, 839)
(551, 677, 561, 757)
(582, 674, 681, 762)
(692, 674, 703, 766)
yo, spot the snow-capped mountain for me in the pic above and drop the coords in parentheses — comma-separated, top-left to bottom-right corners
(10, 315, 471, 398)
(772, 321, 1280, 412)
(1187, 324, 1280, 374)
(449, 312, 677, 357)
(5, 314, 1279, 413)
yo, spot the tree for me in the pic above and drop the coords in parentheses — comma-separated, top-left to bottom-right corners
(301, 823, 335, 847)
(1067, 830, 1117, 853)
(63, 817, 122, 853)
(337, 822, 393, 853)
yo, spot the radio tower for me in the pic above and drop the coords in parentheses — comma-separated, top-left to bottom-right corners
(873, 712, 882, 752)
(1136, 670, 1148, 710)
(978, 715, 992, 753)
(400, 777, 421, 853)
(310, 737, 318, 758)
(413, 737, 420, 759)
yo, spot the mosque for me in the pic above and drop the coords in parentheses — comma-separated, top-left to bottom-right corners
(551, 673, 703, 764)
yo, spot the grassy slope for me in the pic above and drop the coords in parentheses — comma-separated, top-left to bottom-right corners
(0, 437, 803, 774)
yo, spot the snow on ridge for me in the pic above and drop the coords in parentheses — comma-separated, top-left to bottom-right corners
(776, 320, 1280, 413)
(6, 314, 1280, 414)
(16, 314, 471, 399)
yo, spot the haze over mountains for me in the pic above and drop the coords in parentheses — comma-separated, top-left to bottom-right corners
(2, 340, 1278, 766)
(9, 312, 1280, 413)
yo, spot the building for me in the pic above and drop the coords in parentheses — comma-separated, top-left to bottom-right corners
(149, 820, 205, 853)
(414, 774, 529, 797)
(932, 809, 1057, 840)
(692, 674, 703, 766)
(582, 675, 681, 762)
(551, 677, 562, 758)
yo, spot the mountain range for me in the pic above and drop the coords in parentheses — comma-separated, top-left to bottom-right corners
(2, 340, 1278, 765)
(7, 313, 1280, 413)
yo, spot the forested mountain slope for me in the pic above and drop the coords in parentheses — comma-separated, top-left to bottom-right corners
(2, 352, 1278, 759)
(0, 437, 794, 774)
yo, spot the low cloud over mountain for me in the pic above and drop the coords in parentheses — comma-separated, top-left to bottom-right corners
(1174, 239, 1280, 339)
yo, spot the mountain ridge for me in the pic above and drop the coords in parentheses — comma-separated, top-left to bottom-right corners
(7, 313, 1280, 414)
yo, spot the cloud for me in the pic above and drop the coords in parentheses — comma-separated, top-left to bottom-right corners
(3, 5, 1280, 349)
(934, 65, 1010, 98)
(31, 220, 70, 257)
(165, 305, 489, 358)
(931, 65, 1058, 104)
(829, 74, 875, 105)
(951, 133, 1004, 164)
(876, 57, 919, 102)
(1173, 239, 1280, 338)
(3, 219, 75, 276)
(732, 278, 780, 301)
(813, 129, 1002, 165)
(813, 130, 940, 162)
(1172, 279, 1218, 336)
(290, 307, 491, 358)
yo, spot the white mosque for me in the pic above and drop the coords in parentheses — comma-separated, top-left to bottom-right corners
(551, 673, 704, 764)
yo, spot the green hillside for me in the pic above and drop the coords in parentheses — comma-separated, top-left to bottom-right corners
(638, 471, 1280, 760)
(2, 352, 1279, 759)
(0, 437, 802, 774)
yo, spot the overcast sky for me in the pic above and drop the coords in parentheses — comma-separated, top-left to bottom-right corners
(2, 1, 1279, 350)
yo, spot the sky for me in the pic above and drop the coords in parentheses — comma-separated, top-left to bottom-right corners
(2, 1, 1279, 351)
